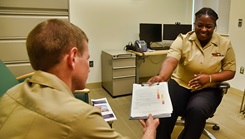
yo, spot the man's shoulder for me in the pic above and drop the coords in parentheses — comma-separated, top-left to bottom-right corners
(6, 82, 100, 125)
(41, 95, 101, 124)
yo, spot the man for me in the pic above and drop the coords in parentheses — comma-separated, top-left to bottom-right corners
(0, 19, 159, 139)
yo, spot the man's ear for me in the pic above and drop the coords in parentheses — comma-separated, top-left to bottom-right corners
(67, 47, 78, 69)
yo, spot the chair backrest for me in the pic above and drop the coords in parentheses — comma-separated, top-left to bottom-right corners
(74, 94, 89, 103)
(0, 60, 19, 96)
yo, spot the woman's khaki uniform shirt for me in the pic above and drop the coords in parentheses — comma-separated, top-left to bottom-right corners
(168, 31, 236, 90)
(0, 71, 128, 139)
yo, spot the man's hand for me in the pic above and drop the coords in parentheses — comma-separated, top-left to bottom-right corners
(139, 114, 159, 139)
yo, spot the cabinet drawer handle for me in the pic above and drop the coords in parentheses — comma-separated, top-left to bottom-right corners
(113, 66, 136, 70)
(112, 54, 135, 59)
(113, 75, 135, 79)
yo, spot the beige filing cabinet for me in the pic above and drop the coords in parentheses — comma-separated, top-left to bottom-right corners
(101, 50, 136, 97)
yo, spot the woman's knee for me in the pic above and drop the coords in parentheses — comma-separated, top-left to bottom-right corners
(186, 98, 215, 118)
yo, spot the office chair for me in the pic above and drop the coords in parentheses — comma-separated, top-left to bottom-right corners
(0, 60, 34, 96)
(240, 89, 245, 116)
(0, 59, 89, 100)
(176, 82, 230, 139)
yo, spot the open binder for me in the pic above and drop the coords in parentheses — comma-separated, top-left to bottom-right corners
(130, 82, 173, 120)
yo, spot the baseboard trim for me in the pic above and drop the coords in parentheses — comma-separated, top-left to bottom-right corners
(86, 82, 102, 89)
(229, 87, 244, 97)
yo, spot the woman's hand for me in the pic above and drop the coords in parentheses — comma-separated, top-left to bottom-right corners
(147, 57, 178, 85)
(147, 75, 164, 85)
(188, 74, 210, 89)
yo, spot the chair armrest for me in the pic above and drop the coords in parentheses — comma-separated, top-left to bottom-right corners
(217, 82, 230, 89)
(74, 88, 90, 94)
(16, 72, 34, 82)
(217, 82, 230, 95)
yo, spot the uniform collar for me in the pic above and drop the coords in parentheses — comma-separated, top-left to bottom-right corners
(29, 70, 73, 96)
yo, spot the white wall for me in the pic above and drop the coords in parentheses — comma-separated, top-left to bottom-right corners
(69, 0, 193, 83)
(228, 0, 245, 91)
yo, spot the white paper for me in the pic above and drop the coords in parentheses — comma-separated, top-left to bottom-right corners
(91, 98, 117, 122)
(130, 82, 173, 119)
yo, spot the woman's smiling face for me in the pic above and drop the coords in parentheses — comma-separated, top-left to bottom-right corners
(194, 15, 216, 42)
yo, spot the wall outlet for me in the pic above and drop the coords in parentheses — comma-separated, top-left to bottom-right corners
(238, 19, 243, 27)
(89, 61, 94, 67)
(240, 66, 244, 74)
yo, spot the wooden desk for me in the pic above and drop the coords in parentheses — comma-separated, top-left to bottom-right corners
(129, 50, 168, 56)
(128, 50, 168, 83)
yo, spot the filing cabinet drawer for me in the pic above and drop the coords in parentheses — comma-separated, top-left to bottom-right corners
(112, 58, 135, 68)
(112, 77, 135, 96)
(113, 68, 135, 77)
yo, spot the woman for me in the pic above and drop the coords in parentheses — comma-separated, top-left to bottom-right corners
(147, 7, 236, 139)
